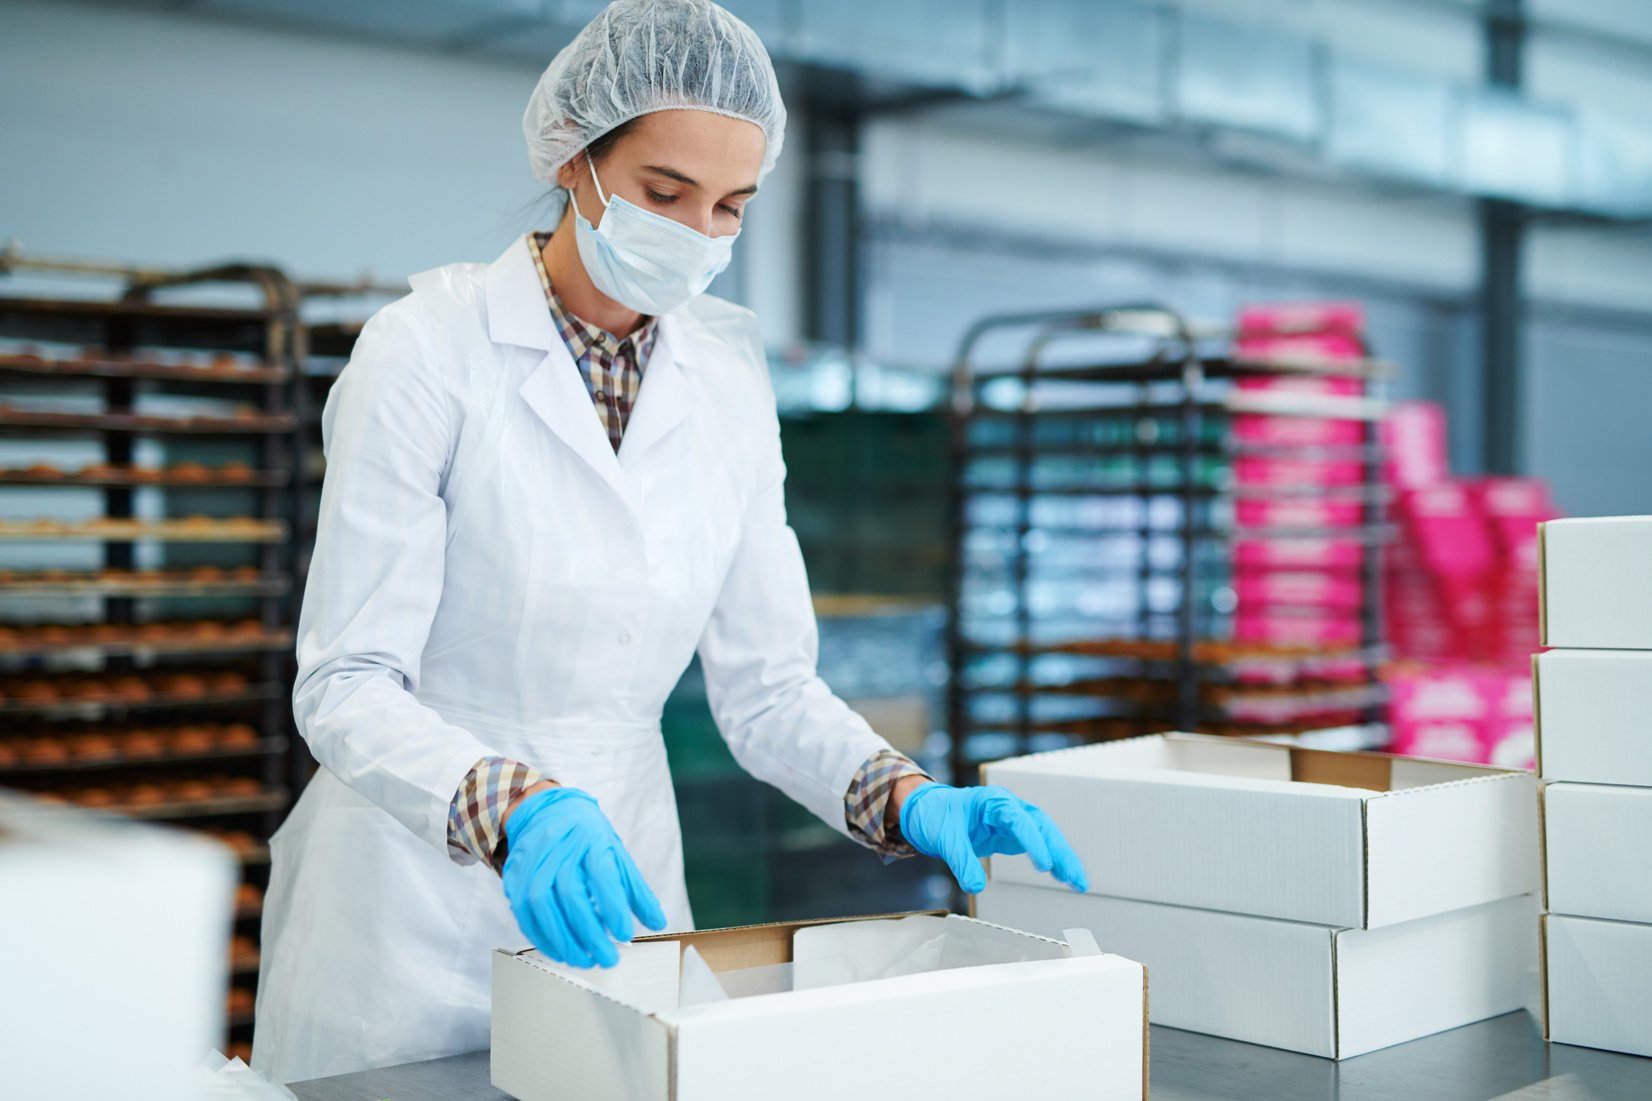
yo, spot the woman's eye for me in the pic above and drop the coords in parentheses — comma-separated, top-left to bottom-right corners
(645, 189, 676, 204)
(719, 204, 743, 220)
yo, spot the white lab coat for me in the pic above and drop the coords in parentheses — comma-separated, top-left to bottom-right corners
(249, 233, 895, 1085)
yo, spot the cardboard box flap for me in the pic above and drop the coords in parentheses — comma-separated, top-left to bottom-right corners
(789, 913, 1068, 992)
(498, 939, 683, 1017)
(986, 733, 1535, 929)
(491, 948, 674, 1101)
(508, 911, 1078, 1018)
(554, 909, 948, 976)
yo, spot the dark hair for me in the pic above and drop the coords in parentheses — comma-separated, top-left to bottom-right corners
(583, 117, 642, 167)
(518, 117, 643, 226)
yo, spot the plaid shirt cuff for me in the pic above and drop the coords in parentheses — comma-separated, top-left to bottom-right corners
(844, 749, 935, 864)
(447, 755, 547, 874)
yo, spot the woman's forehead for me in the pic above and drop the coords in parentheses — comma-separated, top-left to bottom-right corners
(614, 110, 766, 187)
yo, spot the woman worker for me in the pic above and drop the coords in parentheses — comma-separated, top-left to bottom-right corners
(251, 0, 1088, 1084)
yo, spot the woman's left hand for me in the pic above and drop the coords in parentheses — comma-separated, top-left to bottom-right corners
(897, 782, 1089, 896)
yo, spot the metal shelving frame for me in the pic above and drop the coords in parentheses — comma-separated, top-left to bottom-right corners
(0, 245, 304, 1055)
(945, 304, 1390, 787)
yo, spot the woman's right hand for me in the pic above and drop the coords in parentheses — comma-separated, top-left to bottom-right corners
(500, 786, 668, 968)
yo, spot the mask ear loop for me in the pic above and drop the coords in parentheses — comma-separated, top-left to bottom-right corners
(565, 153, 610, 227)
(586, 154, 611, 207)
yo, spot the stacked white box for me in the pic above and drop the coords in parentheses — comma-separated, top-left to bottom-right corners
(973, 732, 1540, 1059)
(1536, 515, 1652, 1058)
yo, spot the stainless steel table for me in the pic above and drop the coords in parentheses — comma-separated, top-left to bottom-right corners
(288, 1012, 1652, 1100)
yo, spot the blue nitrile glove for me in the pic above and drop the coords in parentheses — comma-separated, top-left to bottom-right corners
(501, 786, 668, 969)
(898, 782, 1089, 896)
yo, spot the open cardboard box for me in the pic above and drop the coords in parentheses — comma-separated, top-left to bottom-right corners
(1543, 913, 1652, 1058)
(1534, 650, 1652, 786)
(1539, 516, 1652, 649)
(491, 911, 1147, 1101)
(982, 733, 1538, 929)
(976, 883, 1535, 1060)
(1542, 782, 1652, 925)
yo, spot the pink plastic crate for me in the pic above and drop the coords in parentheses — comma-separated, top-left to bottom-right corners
(1233, 613, 1361, 647)
(1234, 539, 1365, 570)
(1397, 483, 1497, 578)
(1471, 477, 1556, 523)
(1236, 302, 1366, 343)
(1233, 414, 1365, 447)
(1382, 401, 1449, 490)
(1234, 455, 1364, 488)
(1234, 375, 1365, 398)
(1391, 720, 1488, 764)
(1484, 718, 1536, 770)
(1236, 571, 1364, 610)
(1238, 497, 1365, 529)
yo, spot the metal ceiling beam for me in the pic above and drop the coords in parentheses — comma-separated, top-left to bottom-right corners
(802, 98, 861, 351)
(1479, 0, 1526, 475)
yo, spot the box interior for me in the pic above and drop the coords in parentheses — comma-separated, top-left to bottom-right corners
(1001, 733, 1500, 795)
(512, 913, 1074, 1016)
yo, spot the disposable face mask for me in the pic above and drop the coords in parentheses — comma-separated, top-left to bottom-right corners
(567, 158, 738, 315)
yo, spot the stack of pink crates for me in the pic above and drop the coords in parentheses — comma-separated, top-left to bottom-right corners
(1230, 302, 1372, 657)
(1382, 401, 1560, 767)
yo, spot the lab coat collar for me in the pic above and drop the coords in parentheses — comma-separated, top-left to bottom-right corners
(484, 233, 559, 352)
(494, 234, 696, 508)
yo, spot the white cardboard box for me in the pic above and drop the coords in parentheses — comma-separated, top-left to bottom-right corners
(0, 790, 237, 1101)
(490, 912, 1147, 1101)
(1543, 782, 1652, 924)
(977, 882, 1535, 1060)
(1540, 516, 1652, 649)
(1535, 650, 1652, 786)
(982, 733, 1539, 928)
(1544, 914, 1652, 1058)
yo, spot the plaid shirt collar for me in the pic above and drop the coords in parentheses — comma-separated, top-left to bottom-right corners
(528, 230, 658, 373)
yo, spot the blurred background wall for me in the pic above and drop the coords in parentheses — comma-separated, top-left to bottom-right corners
(5, 0, 1650, 512)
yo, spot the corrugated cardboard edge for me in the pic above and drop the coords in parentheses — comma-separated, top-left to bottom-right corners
(1539, 913, 1552, 1041)
(1537, 521, 1550, 646)
(1537, 783, 1550, 912)
(1142, 963, 1151, 1101)
(1330, 925, 1344, 1060)
(1359, 797, 1371, 931)
(1532, 652, 1545, 778)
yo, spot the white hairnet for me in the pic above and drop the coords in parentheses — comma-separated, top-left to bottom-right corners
(522, 0, 787, 222)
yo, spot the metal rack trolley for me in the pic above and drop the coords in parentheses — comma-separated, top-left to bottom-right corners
(944, 304, 1390, 787)
(0, 242, 303, 1053)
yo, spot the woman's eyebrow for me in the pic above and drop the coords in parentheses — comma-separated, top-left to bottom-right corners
(642, 163, 758, 197)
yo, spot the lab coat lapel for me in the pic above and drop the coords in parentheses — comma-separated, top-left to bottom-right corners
(617, 312, 695, 470)
(518, 343, 634, 507)
(485, 234, 634, 512)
